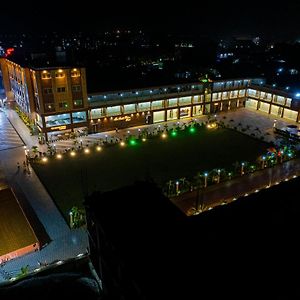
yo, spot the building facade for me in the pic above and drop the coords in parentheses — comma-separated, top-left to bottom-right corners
(0, 58, 88, 141)
(1, 57, 300, 141)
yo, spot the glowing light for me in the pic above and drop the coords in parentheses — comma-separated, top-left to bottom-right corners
(56, 154, 62, 159)
(70, 151, 76, 157)
(120, 141, 125, 147)
(189, 127, 196, 133)
(96, 146, 102, 151)
(204, 172, 208, 177)
(142, 138, 146, 142)
(161, 133, 167, 139)
(42, 157, 48, 163)
(171, 131, 177, 137)
(84, 148, 90, 154)
(130, 139, 137, 146)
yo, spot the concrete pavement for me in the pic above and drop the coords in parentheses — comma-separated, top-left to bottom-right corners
(0, 109, 88, 283)
(172, 158, 300, 215)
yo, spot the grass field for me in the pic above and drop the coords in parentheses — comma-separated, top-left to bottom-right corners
(33, 127, 269, 219)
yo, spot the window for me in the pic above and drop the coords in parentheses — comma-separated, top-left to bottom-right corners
(55, 72, 65, 78)
(44, 103, 55, 112)
(71, 70, 80, 77)
(44, 88, 53, 94)
(72, 85, 81, 92)
(42, 73, 51, 79)
(45, 113, 71, 127)
(73, 99, 83, 106)
(72, 111, 86, 123)
(57, 87, 66, 93)
(59, 102, 68, 108)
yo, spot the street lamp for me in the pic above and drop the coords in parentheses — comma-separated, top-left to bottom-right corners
(204, 172, 208, 188)
(262, 156, 266, 169)
(241, 162, 245, 175)
(176, 181, 179, 194)
(217, 169, 221, 183)
(69, 211, 73, 228)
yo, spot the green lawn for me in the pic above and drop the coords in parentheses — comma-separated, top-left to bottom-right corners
(33, 127, 269, 219)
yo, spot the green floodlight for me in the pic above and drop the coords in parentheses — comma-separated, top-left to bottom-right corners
(171, 130, 177, 137)
(189, 127, 196, 133)
(129, 139, 137, 146)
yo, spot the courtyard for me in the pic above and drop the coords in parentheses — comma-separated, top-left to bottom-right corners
(33, 124, 269, 220)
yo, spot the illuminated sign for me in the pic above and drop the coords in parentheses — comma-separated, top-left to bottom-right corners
(5, 48, 15, 57)
(113, 116, 131, 122)
(50, 125, 67, 131)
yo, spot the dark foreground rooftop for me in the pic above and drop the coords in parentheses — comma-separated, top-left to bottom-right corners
(86, 178, 300, 299)
(0, 256, 102, 299)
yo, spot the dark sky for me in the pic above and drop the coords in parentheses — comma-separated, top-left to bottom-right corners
(1, 1, 300, 40)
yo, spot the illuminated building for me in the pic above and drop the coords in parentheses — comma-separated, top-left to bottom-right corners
(0, 58, 88, 141)
(1, 57, 300, 141)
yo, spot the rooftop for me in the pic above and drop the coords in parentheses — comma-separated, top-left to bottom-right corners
(86, 177, 300, 299)
(0, 188, 39, 258)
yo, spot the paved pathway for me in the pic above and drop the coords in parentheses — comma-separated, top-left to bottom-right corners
(0, 109, 88, 283)
(172, 157, 300, 215)
(0, 111, 24, 151)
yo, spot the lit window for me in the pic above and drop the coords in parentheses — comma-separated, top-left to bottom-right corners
(59, 102, 68, 108)
(42, 73, 51, 79)
(55, 72, 65, 78)
(73, 99, 83, 106)
(71, 70, 80, 77)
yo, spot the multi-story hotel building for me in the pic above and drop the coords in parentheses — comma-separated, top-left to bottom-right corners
(1, 57, 300, 141)
(0, 58, 88, 141)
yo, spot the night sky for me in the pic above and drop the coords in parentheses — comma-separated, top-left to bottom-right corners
(0, 1, 299, 40)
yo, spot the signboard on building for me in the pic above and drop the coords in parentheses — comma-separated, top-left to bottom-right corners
(113, 116, 131, 122)
(50, 125, 67, 131)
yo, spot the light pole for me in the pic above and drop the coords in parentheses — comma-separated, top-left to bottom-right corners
(217, 169, 221, 183)
(204, 172, 208, 188)
(261, 156, 266, 169)
(69, 211, 73, 228)
(176, 181, 179, 195)
(241, 162, 245, 176)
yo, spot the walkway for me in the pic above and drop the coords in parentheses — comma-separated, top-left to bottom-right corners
(172, 157, 300, 215)
(0, 109, 88, 283)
